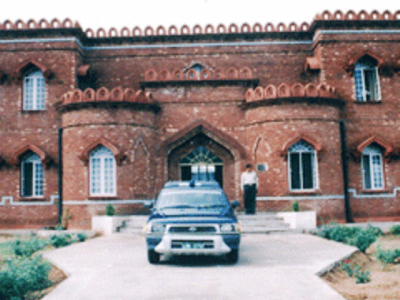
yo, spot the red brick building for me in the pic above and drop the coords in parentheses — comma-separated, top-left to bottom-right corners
(1, 10, 400, 229)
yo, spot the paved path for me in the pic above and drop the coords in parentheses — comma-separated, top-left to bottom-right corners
(43, 233, 357, 300)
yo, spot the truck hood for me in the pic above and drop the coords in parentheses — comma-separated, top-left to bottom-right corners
(149, 215, 238, 224)
(148, 207, 237, 223)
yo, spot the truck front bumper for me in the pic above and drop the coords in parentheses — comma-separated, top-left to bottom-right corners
(150, 234, 240, 256)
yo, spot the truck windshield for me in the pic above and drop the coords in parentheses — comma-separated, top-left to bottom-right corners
(156, 190, 228, 209)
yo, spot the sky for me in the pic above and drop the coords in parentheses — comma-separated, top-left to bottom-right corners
(1, 0, 399, 32)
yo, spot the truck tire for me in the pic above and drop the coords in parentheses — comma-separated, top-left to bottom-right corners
(226, 249, 239, 263)
(148, 249, 160, 264)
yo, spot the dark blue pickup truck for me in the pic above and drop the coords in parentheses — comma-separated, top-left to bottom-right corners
(144, 181, 241, 264)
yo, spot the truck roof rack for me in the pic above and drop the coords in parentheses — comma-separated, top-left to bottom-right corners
(163, 181, 220, 189)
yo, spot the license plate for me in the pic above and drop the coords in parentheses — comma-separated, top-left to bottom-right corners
(183, 242, 205, 249)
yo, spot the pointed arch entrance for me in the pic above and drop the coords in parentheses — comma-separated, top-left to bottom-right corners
(180, 146, 223, 187)
(159, 120, 247, 200)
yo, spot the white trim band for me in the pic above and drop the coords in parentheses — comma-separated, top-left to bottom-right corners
(0, 195, 58, 206)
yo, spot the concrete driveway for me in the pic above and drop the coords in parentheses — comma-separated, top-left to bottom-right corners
(43, 233, 356, 300)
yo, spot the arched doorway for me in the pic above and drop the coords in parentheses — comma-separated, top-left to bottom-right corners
(167, 132, 236, 199)
(180, 146, 223, 187)
(159, 120, 247, 200)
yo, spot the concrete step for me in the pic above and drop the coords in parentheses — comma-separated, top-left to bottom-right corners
(118, 216, 148, 234)
(238, 213, 293, 234)
(237, 213, 282, 221)
(239, 219, 288, 226)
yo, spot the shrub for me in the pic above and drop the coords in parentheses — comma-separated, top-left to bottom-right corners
(55, 223, 65, 231)
(318, 224, 359, 243)
(354, 266, 370, 284)
(375, 245, 400, 265)
(0, 255, 51, 299)
(342, 259, 354, 277)
(346, 231, 377, 253)
(50, 234, 73, 248)
(317, 223, 379, 252)
(365, 224, 383, 237)
(76, 233, 87, 242)
(12, 237, 49, 257)
(105, 204, 116, 216)
(390, 224, 400, 235)
(292, 200, 300, 212)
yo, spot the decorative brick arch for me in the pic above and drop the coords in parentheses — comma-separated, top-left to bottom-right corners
(10, 143, 49, 167)
(78, 137, 126, 166)
(345, 51, 384, 74)
(14, 59, 53, 80)
(280, 135, 323, 159)
(159, 120, 246, 199)
(158, 120, 246, 160)
(354, 135, 394, 161)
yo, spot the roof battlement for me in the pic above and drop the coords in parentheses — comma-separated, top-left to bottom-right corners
(1, 10, 399, 40)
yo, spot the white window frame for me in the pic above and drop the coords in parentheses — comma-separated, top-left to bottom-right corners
(362, 145, 384, 190)
(354, 59, 381, 102)
(89, 146, 117, 197)
(23, 68, 46, 111)
(21, 152, 44, 197)
(288, 141, 319, 191)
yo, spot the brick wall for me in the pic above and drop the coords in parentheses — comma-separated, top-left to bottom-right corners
(1, 17, 400, 228)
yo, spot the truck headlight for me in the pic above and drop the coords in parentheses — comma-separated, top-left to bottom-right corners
(220, 223, 238, 233)
(151, 223, 166, 233)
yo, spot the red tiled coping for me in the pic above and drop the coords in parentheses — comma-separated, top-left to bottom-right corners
(60, 87, 154, 105)
(1, 11, 399, 39)
(244, 83, 338, 102)
(144, 67, 253, 81)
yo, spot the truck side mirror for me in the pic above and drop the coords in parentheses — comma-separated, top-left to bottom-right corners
(144, 201, 154, 209)
(230, 200, 240, 209)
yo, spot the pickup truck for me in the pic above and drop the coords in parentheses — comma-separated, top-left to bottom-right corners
(144, 181, 241, 264)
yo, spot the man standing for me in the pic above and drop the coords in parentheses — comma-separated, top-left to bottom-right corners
(241, 164, 258, 214)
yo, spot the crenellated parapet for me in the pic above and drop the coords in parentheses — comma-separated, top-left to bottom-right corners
(242, 83, 344, 125)
(244, 83, 339, 103)
(84, 22, 311, 38)
(60, 87, 154, 106)
(0, 18, 80, 30)
(59, 87, 160, 131)
(314, 10, 400, 21)
(2, 10, 399, 40)
(144, 67, 254, 82)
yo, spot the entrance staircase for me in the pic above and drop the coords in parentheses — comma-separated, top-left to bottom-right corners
(118, 216, 148, 235)
(237, 213, 292, 234)
(118, 213, 293, 235)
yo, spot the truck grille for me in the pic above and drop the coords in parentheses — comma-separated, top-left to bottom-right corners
(171, 240, 214, 249)
(169, 226, 217, 234)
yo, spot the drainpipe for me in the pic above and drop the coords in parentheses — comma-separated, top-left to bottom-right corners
(58, 127, 63, 225)
(340, 121, 353, 223)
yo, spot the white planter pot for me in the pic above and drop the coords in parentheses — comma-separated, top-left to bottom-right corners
(92, 216, 129, 235)
(277, 211, 317, 230)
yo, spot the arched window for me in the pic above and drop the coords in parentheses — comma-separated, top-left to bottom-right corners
(90, 146, 116, 196)
(180, 146, 223, 186)
(288, 140, 318, 191)
(362, 144, 384, 190)
(190, 63, 204, 73)
(354, 56, 380, 102)
(21, 152, 43, 197)
(23, 67, 46, 110)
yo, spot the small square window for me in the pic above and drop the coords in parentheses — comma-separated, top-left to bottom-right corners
(256, 163, 268, 172)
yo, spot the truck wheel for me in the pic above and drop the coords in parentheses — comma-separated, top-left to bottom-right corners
(148, 249, 160, 264)
(226, 249, 239, 263)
